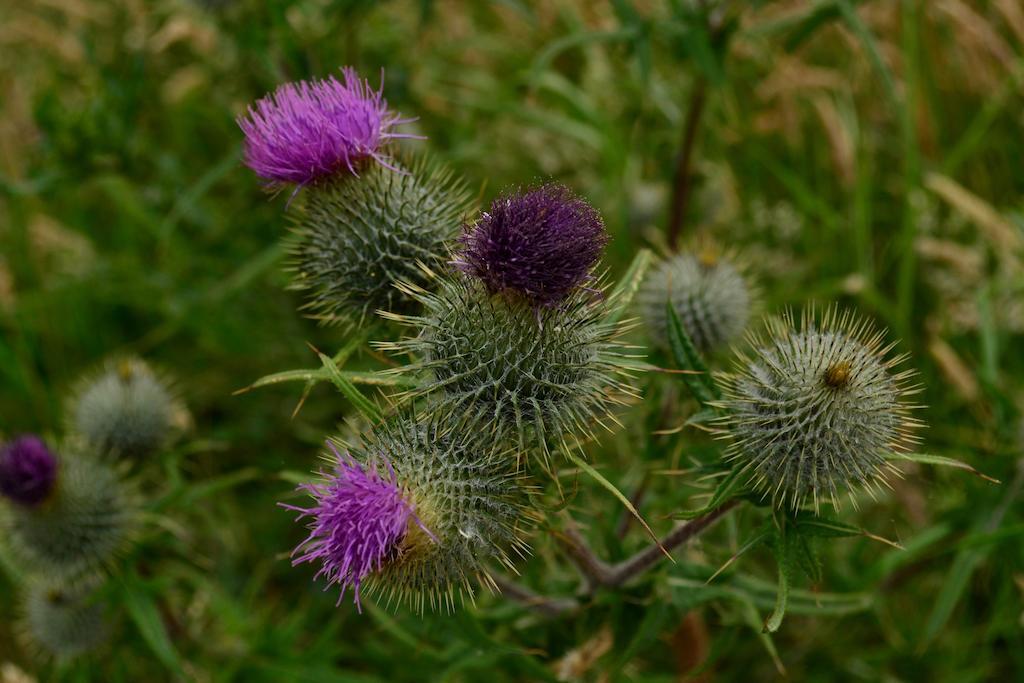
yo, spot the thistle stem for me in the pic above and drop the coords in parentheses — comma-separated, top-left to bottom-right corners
(666, 78, 708, 251)
(491, 574, 579, 618)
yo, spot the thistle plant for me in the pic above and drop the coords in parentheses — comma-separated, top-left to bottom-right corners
(70, 357, 179, 458)
(2, 440, 137, 581)
(20, 582, 109, 661)
(284, 416, 530, 613)
(638, 247, 751, 354)
(379, 185, 637, 458)
(289, 157, 471, 326)
(719, 308, 922, 509)
(0, 435, 58, 507)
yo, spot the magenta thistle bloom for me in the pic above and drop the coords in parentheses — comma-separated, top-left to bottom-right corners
(282, 443, 431, 611)
(0, 435, 58, 507)
(238, 67, 416, 186)
(456, 184, 608, 306)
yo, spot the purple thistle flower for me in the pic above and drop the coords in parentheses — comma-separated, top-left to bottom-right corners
(456, 184, 608, 306)
(238, 67, 418, 186)
(282, 443, 432, 611)
(0, 435, 58, 507)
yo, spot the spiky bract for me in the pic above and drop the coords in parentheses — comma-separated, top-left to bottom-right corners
(288, 417, 530, 613)
(3, 448, 137, 581)
(0, 435, 58, 507)
(455, 184, 607, 306)
(70, 358, 178, 458)
(238, 67, 412, 186)
(719, 308, 920, 510)
(21, 583, 108, 660)
(638, 250, 751, 354)
(380, 274, 637, 457)
(289, 158, 470, 327)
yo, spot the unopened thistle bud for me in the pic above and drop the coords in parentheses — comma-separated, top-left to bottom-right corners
(70, 358, 179, 458)
(0, 435, 58, 507)
(638, 248, 751, 354)
(3, 446, 137, 580)
(21, 582, 108, 660)
(719, 308, 921, 509)
(455, 184, 607, 307)
(283, 417, 530, 613)
(379, 273, 637, 458)
(238, 67, 415, 187)
(289, 157, 471, 327)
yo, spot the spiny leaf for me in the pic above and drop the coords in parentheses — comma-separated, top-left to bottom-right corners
(604, 248, 653, 325)
(889, 452, 1000, 484)
(317, 352, 384, 423)
(674, 467, 746, 520)
(666, 302, 720, 406)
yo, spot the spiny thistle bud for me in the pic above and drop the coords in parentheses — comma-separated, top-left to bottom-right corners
(3, 447, 137, 581)
(379, 273, 638, 458)
(70, 358, 179, 458)
(719, 308, 921, 509)
(238, 67, 415, 186)
(283, 417, 530, 613)
(455, 184, 607, 307)
(0, 435, 58, 507)
(289, 158, 470, 326)
(638, 248, 751, 354)
(20, 583, 108, 660)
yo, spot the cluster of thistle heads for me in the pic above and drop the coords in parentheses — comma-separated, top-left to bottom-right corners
(240, 67, 922, 613)
(0, 358, 182, 660)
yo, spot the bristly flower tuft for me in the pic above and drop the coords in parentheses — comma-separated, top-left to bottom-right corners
(283, 445, 424, 612)
(456, 184, 607, 306)
(284, 416, 531, 613)
(20, 582, 108, 661)
(238, 67, 415, 186)
(719, 307, 922, 510)
(0, 436, 58, 507)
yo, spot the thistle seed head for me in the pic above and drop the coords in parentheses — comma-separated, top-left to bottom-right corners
(0, 435, 58, 507)
(289, 157, 470, 328)
(455, 184, 607, 307)
(719, 308, 922, 510)
(285, 416, 530, 613)
(70, 357, 180, 458)
(20, 582, 108, 661)
(638, 249, 751, 354)
(238, 67, 414, 186)
(379, 273, 638, 459)
(3, 445, 137, 581)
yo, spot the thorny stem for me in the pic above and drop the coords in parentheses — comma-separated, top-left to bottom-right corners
(666, 79, 708, 251)
(500, 501, 739, 618)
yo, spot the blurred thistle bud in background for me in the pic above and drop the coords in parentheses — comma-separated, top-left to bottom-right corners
(719, 308, 922, 510)
(284, 416, 530, 613)
(20, 581, 109, 661)
(638, 247, 751, 355)
(70, 358, 180, 458)
(3, 442, 137, 581)
(0, 435, 59, 508)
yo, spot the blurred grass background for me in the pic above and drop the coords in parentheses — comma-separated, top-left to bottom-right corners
(1, 0, 1023, 680)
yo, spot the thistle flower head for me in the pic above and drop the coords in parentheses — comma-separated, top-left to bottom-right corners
(456, 184, 607, 306)
(719, 308, 921, 510)
(284, 445, 427, 611)
(70, 358, 179, 458)
(638, 248, 751, 354)
(285, 417, 530, 613)
(238, 67, 413, 186)
(21, 583, 108, 661)
(0, 435, 58, 507)
(3, 446, 137, 581)
(290, 157, 470, 327)
(380, 274, 638, 460)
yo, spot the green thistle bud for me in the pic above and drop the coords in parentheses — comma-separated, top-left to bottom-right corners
(378, 272, 638, 458)
(289, 157, 471, 328)
(3, 445, 137, 581)
(20, 582, 109, 661)
(70, 358, 181, 458)
(638, 249, 751, 354)
(719, 308, 922, 509)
